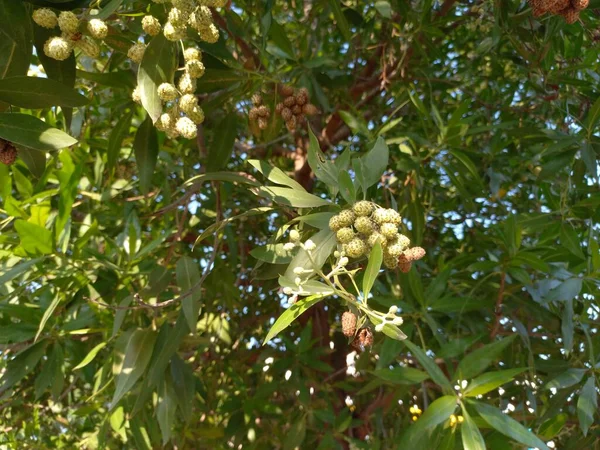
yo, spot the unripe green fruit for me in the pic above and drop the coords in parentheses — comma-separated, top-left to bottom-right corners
(353, 201, 374, 217)
(186, 60, 205, 78)
(337, 209, 356, 227)
(198, 23, 219, 43)
(380, 223, 398, 240)
(127, 43, 146, 63)
(176, 116, 197, 139)
(157, 83, 178, 102)
(189, 6, 212, 30)
(336, 227, 355, 244)
(354, 216, 374, 235)
(33, 8, 58, 29)
(386, 209, 402, 225)
(289, 230, 300, 242)
(367, 232, 387, 249)
(142, 15, 161, 36)
(179, 94, 198, 114)
(163, 22, 186, 41)
(87, 18, 108, 39)
(58, 11, 79, 34)
(184, 47, 202, 62)
(397, 234, 410, 250)
(178, 73, 196, 94)
(386, 243, 404, 258)
(345, 238, 366, 258)
(372, 208, 388, 225)
(383, 253, 399, 269)
(187, 106, 205, 124)
(168, 7, 187, 27)
(329, 215, 342, 232)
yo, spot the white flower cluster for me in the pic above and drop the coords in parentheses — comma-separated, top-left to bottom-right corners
(373, 305, 403, 332)
(33, 9, 108, 60)
(155, 0, 225, 44)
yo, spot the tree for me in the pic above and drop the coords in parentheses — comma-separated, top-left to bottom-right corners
(0, 0, 598, 448)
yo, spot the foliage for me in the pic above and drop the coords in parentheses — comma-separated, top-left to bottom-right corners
(0, 0, 599, 449)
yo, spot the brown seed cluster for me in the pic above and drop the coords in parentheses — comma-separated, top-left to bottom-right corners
(529, 0, 587, 23)
(248, 93, 271, 130)
(0, 139, 17, 165)
(275, 85, 318, 132)
(341, 311, 358, 337)
(352, 328, 374, 350)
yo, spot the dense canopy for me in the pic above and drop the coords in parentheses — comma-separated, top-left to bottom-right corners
(0, 0, 599, 448)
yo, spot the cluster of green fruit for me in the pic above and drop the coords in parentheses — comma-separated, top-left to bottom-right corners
(329, 201, 421, 270)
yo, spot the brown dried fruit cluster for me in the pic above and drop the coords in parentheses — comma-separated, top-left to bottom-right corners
(341, 311, 357, 337)
(529, 0, 587, 23)
(352, 328, 373, 350)
(275, 85, 318, 132)
(248, 93, 271, 130)
(0, 139, 17, 166)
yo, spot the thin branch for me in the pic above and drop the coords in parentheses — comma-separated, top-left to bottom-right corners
(490, 271, 507, 339)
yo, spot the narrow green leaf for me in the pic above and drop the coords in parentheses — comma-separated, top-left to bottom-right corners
(339, 110, 370, 136)
(248, 159, 305, 191)
(360, 137, 389, 190)
(307, 126, 339, 189)
(0, 257, 44, 284)
(263, 295, 326, 345)
(560, 224, 585, 259)
(454, 335, 517, 381)
(111, 329, 157, 408)
(399, 396, 457, 446)
(327, 0, 352, 41)
(17, 146, 46, 178)
(107, 110, 133, 172)
(561, 299, 574, 355)
(35, 294, 61, 342)
(338, 171, 356, 205)
(283, 416, 306, 450)
(460, 407, 486, 450)
(404, 340, 453, 392)
(208, 112, 237, 172)
(464, 368, 527, 397)
(0, 76, 88, 108)
(363, 242, 382, 301)
(283, 229, 336, 279)
(194, 207, 272, 246)
(545, 368, 587, 390)
(544, 278, 582, 303)
(474, 401, 549, 450)
(133, 115, 159, 194)
(138, 34, 176, 123)
(577, 376, 596, 436)
(176, 257, 202, 334)
(372, 366, 429, 384)
(170, 356, 195, 422)
(156, 379, 177, 445)
(147, 313, 189, 386)
(73, 342, 108, 370)
(111, 295, 133, 338)
(256, 186, 331, 208)
(0, 341, 47, 394)
(15, 220, 53, 255)
(0, 113, 77, 151)
(0, 0, 33, 79)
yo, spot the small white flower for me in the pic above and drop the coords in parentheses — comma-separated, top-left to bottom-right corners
(294, 277, 302, 286)
(289, 229, 300, 242)
(339, 257, 349, 266)
(282, 287, 293, 295)
(265, 357, 274, 365)
(293, 267, 304, 275)
(345, 396, 354, 407)
(284, 370, 292, 380)
(392, 317, 403, 325)
(334, 251, 341, 258)
(388, 305, 398, 314)
(304, 240, 316, 251)
(375, 323, 384, 332)
(283, 242, 296, 251)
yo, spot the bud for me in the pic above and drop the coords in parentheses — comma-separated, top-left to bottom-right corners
(304, 239, 316, 251)
(289, 229, 300, 242)
(87, 18, 108, 39)
(157, 83, 178, 102)
(142, 15, 161, 36)
(283, 287, 293, 295)
(127, 42, 146, 63)
(388, 305, 398, 314)
(339, 257, 349, 267)
(374, 323, 384, 333)
(33, 8, 58, 29)
(43, 36, 73, 61)
(58, 11, 79, 34)
(175, 116, 197, 139)
(0, 142, 18, 165)
(293, 267, 304, 275)
(184, 47, 202, 62)
(283, 242, 296, 251)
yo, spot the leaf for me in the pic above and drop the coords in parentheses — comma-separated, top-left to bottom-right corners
(327, 0, 351, 41)
(307, 126, 339, 190)
(111, 329, 157, 408)
(35, 294, 61, 342)
(474, 401, 549, 450)
(194, 207, 272, 246)
(107, 110, 133, 172)
(170, 356, 195, 422)
(76, 69, 135, 89)
(138, 34, 176, 123)
(538, 413, 567, 439)
(263, 295, 326, 344)
(250, 243, 294, 264)
(15, 220, 53, 255)
(0, 76, 89, 108)
(146, 313, 190, 386)
(460, 407, 486, 450)
(404, 340, 453, 392)
(133, 115, 159, 194)
(176, 257, 202, 334)
(560, 224, 585, 259)
(283, 228, 336, 279)
(339, 110, 370, 136)
(0, 341, 47, 394)
(208, 112, 237, 172)
(283, 416, 306, 450)
(17, 146, 46, 178)
(359, 137, 389, 190)
(374, 0, 392, 17)
(0, 0, 33, 79)
(545, 368, 587, 390)
(399, 396, 458, 446)
(0, 257, 44, 284)
(278, 277, 334, 296)
(561, 299, 574, 355)
(256, 186, 331, 208)
(0, 113, 78, 151)
(268, 20, 295, 60)
(73, 342, 108, 370)
(464, 368, 527, 397)
(156, 379, 177, 445)
(338, 171, 356, 205)
(363, 242, 382, 301)
(544, 278, 582, 303)
(577, 376, 596, 436)
(454, 335, 517, 381)
(248, 159, 305, 191)
(372, 366, 429, 384)
(448, 149, 483, 188)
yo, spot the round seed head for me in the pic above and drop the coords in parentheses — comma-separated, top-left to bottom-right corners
(367, 232, 387, 249)
(157, 83, 178, 102)
(186, 59, 205, 78)
(176, 116, 197, 139)
(198, 23, 219, 43)
(76, 36, 100, 58)
(345, 238, 366, 258)
(179, 94, 198, 114)
(87, 18, 108, 39)
(353, 201, 374, 217)
(178, 72, 196, 94)
(341, 312, 357, 337)
(127, 42, 146, 63)
(281, 107, 293, 121)
(163, 21, 187, 41)
(58, 11, 79, 34)
(329, 215, 342, 232)
(336, 227, 355, 244)
(354, 216, 374, 235)
(0, 143, 17, 165)
(43, 36, 73, 61)
(383, 253, 399, 269)
(380, 223, 399, 240)
(184, 47, 202, 62)
(33, 8, 58, 29)
(302, 104, 319, 115)
(142, 15, 162, 36)
(187, 106, 205, 124)
(337, 209, 356, 228)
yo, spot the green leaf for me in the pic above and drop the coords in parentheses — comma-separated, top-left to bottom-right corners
(454, 335, 517, 381)
(307, 126, 339, 189)
(0, 257, 44, 284)
(460, 407, 486, 450)
(0, 0, 33, 79)
(107, 110, 133, 172)
(76, 69, 135, 89)
(372, 366, 429, 384)
(170, 356, 195, 422)
(339, 110, 370, 136)
(363, 242, 382, 301)
(338, 171, 356, 205)
(15, 220, 53, 255)
(256, 186, 331, 208)
(35, 294, 61, 342)
(464, 368, 527, 397)
(448, 149, 483, 188)
(133, 115, 159, 194)
(73, 342, 108, 370)
(263, 295, 326, 344)
(278, 277, 334, 296)
(0, 76, 89, 108)
(474, 401, 549, 450)
(538, 413, 567, 439)
(544, 278, 582, 303)
(359, 137, 389, 190)
(0, 113, 77, 151)
(327, 0, 351, 41)
(176, 257, 202, 334)
(577, 376, 596, 436)
(560, 224, 585, 259)
(283, 416, 306, 450)
(208, 112, 237, 172)
(250, 243, 294, 264)
(284, 228, 336, 279)
(248, 159, 306, 191)
(111, 329, 157, 408)
(545, 368, 587, 390)
(399, 396, 457, 446)
(138, 34, 176, 123)
(561, 299, 574, 355)
(147, 313, 189, 386)
(404, 340, 453, 392)
(194, 207, 272, 246)
(268, 20, 295, 60)
(374, 0, 392, 18)
(156, 379, 177, 445)
(0, 341, 47, 394)
(17, 146, 46, 178)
